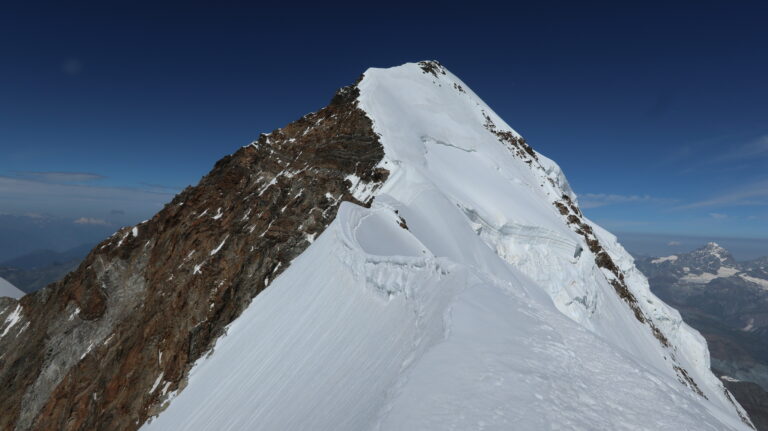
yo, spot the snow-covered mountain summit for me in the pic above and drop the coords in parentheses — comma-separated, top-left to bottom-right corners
(0, 61, 754, 430)
(640, 242, 764, 287)
(693, 242, 737, 266)
(145, 62, 752, 430)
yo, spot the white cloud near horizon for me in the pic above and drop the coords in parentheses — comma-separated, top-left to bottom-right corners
(0, 176, 175, 221)
(711, 134, 768, 163)
(579, 193, 673, 209)
(74, 217, 109, 225)
(657, 133, 767, 176)
(16, 171, 105, 183)
(590, 219, 651, 229)
(675, 179, 768, 210)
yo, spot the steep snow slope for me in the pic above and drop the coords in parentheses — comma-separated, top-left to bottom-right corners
(144, 62, 752, 430)
(0, 277, 23, 299)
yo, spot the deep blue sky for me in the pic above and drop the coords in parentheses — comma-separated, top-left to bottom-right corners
(1, 1, 767, 260)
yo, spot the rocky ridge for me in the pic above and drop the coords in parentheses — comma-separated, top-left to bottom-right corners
(0, 80, 386, 431)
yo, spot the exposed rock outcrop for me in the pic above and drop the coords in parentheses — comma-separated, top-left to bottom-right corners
(0, 81, 386, 431)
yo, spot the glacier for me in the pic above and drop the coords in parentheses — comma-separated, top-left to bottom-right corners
(143, 62, 752, 430)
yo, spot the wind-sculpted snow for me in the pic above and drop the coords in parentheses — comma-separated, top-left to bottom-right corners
(146, 62, 753, 430)
(145, 203, 463, 430)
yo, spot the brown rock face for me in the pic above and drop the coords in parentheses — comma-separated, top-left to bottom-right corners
(721, 377, 768, 430)
(0, 81, 387, 430)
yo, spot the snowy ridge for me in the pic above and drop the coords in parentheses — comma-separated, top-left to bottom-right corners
(144, 62, 752, 430)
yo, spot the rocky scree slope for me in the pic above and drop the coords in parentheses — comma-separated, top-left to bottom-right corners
(0, 82, 386, 431)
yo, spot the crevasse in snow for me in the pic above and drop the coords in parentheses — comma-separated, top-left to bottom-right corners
(143, 63, 752, 430)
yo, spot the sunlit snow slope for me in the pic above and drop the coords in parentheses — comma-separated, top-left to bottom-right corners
(0, 277, 23, 299)
(144, 62, 752, 430)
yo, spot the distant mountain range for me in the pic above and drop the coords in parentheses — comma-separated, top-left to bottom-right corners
(637, 242, 768, 430)
(0, 214, 117, 263)
(0, 243, 93, 293)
